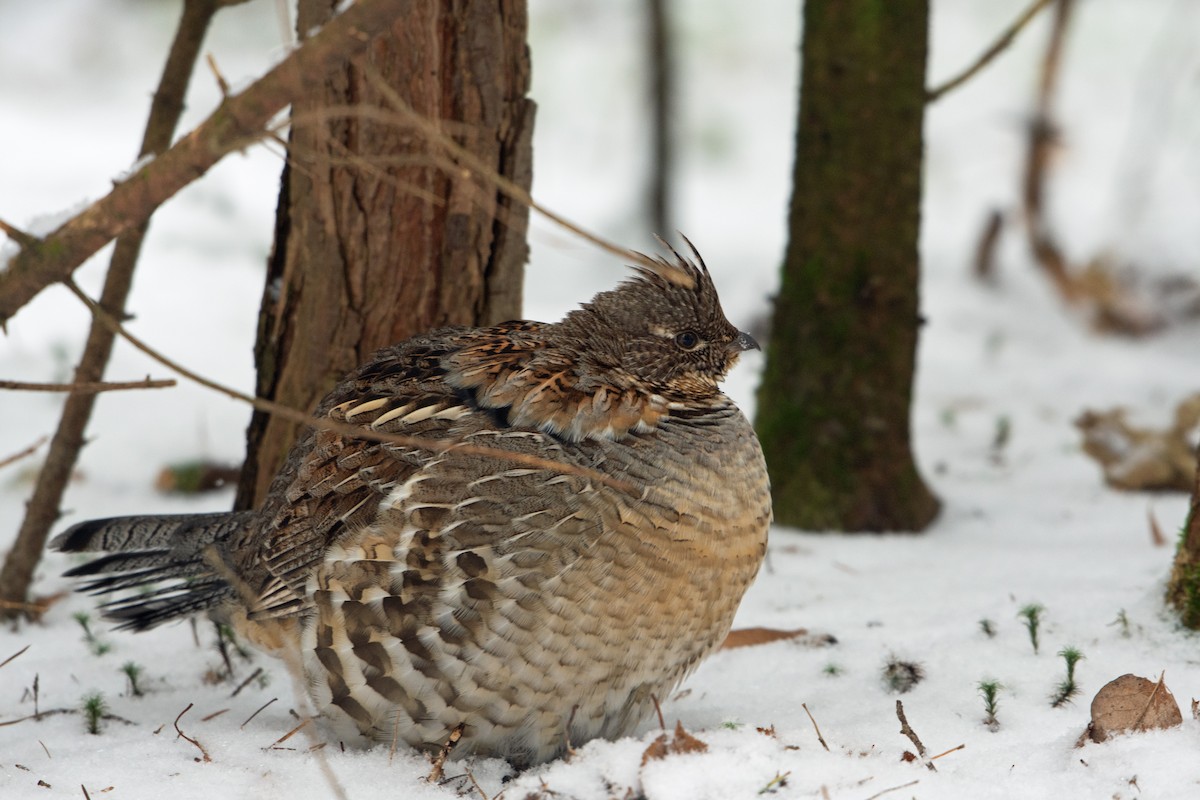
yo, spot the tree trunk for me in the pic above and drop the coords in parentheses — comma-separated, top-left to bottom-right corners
(755, 0, 939, 531)
(1166, 444, 1200, 627)
(235, 0, 534, 509)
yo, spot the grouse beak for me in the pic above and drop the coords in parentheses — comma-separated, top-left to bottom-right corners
(731, 330, 760, 353)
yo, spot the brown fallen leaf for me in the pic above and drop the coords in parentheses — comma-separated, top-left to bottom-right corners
(1088, 673, 1182, 743)
(1075, 397, 1200, 492)
(641, 720, 708, 765)
(670, 720, 707, 755)
(721, 627, 835, 649)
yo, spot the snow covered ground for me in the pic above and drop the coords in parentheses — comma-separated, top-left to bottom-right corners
(3, 1, 1200, 798)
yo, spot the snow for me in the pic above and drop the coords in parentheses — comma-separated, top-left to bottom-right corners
(3, 1, 1200, 798)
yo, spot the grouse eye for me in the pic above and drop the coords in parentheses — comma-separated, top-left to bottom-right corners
(674, 331, 700, 350)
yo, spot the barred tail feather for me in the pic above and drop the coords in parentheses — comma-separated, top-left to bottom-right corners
(52, 512, 254, 631)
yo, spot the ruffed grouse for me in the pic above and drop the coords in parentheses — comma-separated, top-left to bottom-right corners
(54, 241, 771, 767)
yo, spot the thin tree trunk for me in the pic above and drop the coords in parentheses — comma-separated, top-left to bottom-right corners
(0, 0, 222, 619)
(235, 0, 534, 509)
(755, 0, 939, 532)
(646, 0, 673, 236)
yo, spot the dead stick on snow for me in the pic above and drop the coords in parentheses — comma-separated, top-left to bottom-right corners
(801, 702, 830, 751)
(174, 703, 212, 762)
(864, 779, 921, 800)
(895, 700, 935, 772)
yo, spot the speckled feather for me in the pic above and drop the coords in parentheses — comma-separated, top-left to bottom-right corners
(54, 242, 771, 767)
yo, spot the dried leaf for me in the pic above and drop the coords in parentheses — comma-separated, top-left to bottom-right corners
(640, 734, 669, 765)
(640, 722, 708, 765)
(670, 720, 707, 755)
(721, 627, 834, 649)
(1075, 398, 1200, 492)
(1089, 673, 1182, 743)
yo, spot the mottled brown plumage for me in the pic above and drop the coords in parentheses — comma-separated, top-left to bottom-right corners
(54, 240, 771, 767)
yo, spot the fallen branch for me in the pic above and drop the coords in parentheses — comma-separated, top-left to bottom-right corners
(240, 697, 277, 729)
(802, 702, 830, 751)
(173, 703, 212, 762)
(0, 0, 411, 326)
(864, 780, 920, 800)
(0, 645, 30, 670)
(895, 700, 935, 772)
(0, 378, 175, 393)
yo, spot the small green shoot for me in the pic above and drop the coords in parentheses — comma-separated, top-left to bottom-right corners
(81, 692, 108, 735)
(1018, 603, 1044, 654)
(74, 612, 111, 656)
(1051, 647, 1084, 707)
(979, 618, 997, 638)
(882, 656, 925, 694)
(822, 663, 843, 677)
(721, 721, 742, 730)
(122, 662, 145, 697)
(978, 679, 1002, 729)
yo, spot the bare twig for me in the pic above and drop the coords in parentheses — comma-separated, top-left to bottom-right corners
(864, 780, 921, 800)
(1023, 0, 1079, 301)
(240, 697, 277, 728)
(0, 645, 30, 669)
(927, 0, 1056, 102)
(0, 217, 39, 250)
(802, 702, 830, 751)
(0, 438, 47, 471)
(0, 378, 175, 393)
(230, 666, 264, 698)
(929, 743, 966, 760)
(0, 0, 412, 324)
(205, 52, 231, 97)
(895, 700, 935, 772)
(173, 703, 212, 762)
(973, 209, 1004, 284)
(266, 717, 311, 749)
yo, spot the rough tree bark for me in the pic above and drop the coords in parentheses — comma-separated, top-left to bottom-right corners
(235, 0, 534, 508)
(755, 0, 940, 531)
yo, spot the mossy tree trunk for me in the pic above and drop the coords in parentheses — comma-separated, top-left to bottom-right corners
(235, 0, 534, 509)
(1166, 446, 1200, 627)
(755, 0, 939, 531)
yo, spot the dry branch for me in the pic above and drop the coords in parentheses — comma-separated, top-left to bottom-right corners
(173, 703, 212, 762)
(927, 0, 1056, 102)
(0, 378, 174, 393)
(1023, 0, 1078, 301)
(895, 700, 935, 772)
(0, 0, 410, 325)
